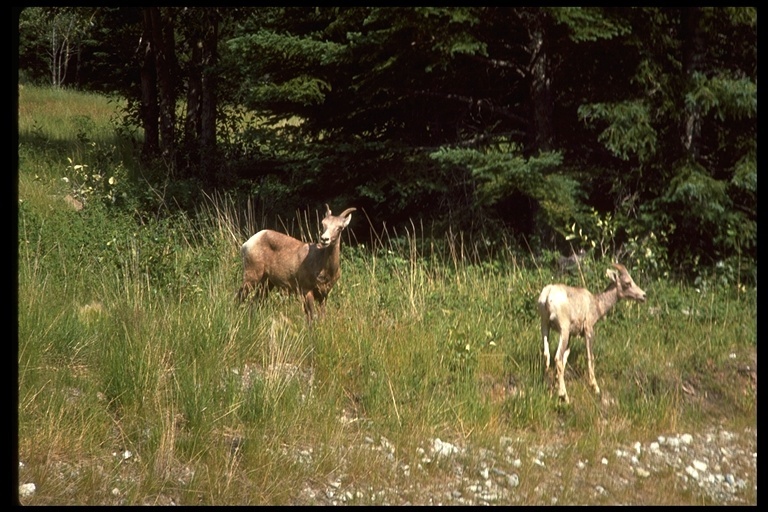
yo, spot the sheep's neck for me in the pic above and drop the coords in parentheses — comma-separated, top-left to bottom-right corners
(593, 283, 620, 321)
(314, 239, 341, 272)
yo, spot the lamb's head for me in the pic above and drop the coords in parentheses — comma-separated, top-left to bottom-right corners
(319, 205, 356, 247)
(606, 263, 646, 302)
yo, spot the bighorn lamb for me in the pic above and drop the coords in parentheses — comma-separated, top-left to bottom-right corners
(238, 205, 356, 321)
(537, 263, 646, 404)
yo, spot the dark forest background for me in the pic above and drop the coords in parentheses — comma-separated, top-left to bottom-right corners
(17, 7, 757, 280)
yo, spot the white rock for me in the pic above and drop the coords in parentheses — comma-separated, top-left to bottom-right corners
(650, 442, 661, 452)
(685, 466, 699, 480)
(635, 468, 650, 478)
(601, 457, 608, 465)
(433, 438, 459, 457)
(680, 433, 693, 445)
(19, 483, 36, 497)
(577, 461, 586, 470)
(692, 459, 708, 472)
(507, 474, 520, 487)
(633, 442, 642, 454)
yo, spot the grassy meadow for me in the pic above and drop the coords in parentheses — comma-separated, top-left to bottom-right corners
(17, 85, 756, 505)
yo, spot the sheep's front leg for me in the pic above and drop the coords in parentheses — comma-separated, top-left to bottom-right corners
(303, 290, 316, 322)
(315, 293, 328, 319)
(554, 332, 570, 404)
(585, 329, 600, 395)
(541, 320, 551, 371)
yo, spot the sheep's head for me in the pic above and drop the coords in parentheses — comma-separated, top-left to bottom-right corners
(319, 205, 356, 247)
(606, 263, 647, 302)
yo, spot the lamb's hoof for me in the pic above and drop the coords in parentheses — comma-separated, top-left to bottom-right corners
(558, 393, 570, 405)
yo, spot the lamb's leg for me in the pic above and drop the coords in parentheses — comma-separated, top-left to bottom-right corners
(555, 332, 570, 403)
(585, 330, 600, 395)
(541, 320, 551, 371)
(239, 261, 265, 303)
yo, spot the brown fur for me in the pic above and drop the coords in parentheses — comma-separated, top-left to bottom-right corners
(238, 205, 356, 321)
(537, 263, 647, 404)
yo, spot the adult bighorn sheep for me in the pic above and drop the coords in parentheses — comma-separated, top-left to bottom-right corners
(237, 205, 356, 321)
(537, 263, 646, 404)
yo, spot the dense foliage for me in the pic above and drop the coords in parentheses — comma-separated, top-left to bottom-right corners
(16, 7, 756, 281)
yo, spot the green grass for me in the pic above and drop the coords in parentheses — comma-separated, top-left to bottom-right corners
(17, 85, 756, 505)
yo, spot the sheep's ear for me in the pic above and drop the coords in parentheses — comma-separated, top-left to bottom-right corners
(342, 213, 352, 227)
(606, 267, 619, 282)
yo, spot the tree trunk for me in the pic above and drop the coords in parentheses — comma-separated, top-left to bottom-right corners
(200, 12, 220, 183)
(527, 9, 555, 241)
(529, 10, 554, 155)
(185, 36, 203, 170)
(139, 8, 159, 158)
(681, 7, 703, 162)
(148, 7, 178, 171)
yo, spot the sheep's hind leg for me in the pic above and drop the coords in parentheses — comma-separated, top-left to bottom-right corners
(554, 333, 570, 404)
(237, 281, 256, 302)
(541, 323, 551, 371)
(585, 331, 600, 395)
